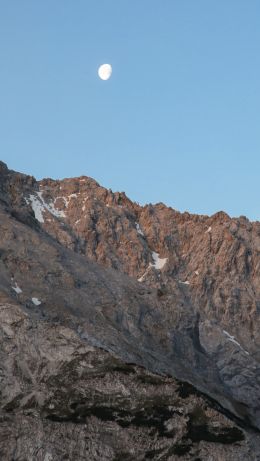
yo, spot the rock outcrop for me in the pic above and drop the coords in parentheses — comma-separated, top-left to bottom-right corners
(1, 161, 260, 460)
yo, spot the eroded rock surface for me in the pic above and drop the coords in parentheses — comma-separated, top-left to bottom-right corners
(0, 161, 260, 459)
(1, 302, 259, 461)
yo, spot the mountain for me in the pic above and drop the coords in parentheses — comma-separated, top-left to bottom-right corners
(1, 160, 260, 460)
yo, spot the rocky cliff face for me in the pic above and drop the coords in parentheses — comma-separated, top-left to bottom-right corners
(1, 161, 260, 460)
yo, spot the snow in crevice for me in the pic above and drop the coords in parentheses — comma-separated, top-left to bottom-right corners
(223, 330, 249, 355)
(32, 297, 41, 306)
(150, 252, 168, 270)
(54, 196, 69, 208)
(205, 226, 212, 233)
(195, 270, 199, 276)
(12, 283, 22, 294)
(25, 195, 45, 223)
(68, 193, 77, 199)
(26, 192, 66, 223)
(179, 280, 190, 285)
(138, 251, 168, 282)
(37, 192, 66, 219)
(135, 222, 144, 236)
(138, 268, 151, 283)
(53, 193, 77, 210)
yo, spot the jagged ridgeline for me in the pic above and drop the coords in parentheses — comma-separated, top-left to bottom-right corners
(1, 161, 260, 460)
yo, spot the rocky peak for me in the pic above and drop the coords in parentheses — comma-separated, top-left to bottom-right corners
(1, 161, 260, 460)
(21, 169, 260, 340)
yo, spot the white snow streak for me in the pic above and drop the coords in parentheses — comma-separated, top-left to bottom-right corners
(54, 194, 77, 209)
(205, 226, 212, 233)
(138, 271, 149, 283)
(38, 192, 66, 218)
(135, 222, 144, 236)
(179, 280, 190, 285)
(26, 195, 45, 223)
(223, 330, 249, 355)
(12, 283, 22, 294)
(26, 192, 66, 223)
(60, 197, 69, 207)
(68, 193, 77, 199)
(32, 297, 41, 306)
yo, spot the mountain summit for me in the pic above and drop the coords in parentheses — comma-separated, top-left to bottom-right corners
(1, 163, 260, 460)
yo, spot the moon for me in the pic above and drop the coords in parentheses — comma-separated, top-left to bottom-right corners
(98, 63, 112, 81)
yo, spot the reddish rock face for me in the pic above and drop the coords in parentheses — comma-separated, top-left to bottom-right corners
(26, 169, 260, 352)
(1, 162, 260, 460)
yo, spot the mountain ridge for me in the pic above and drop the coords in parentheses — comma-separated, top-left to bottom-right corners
(1, 161, 260, 460)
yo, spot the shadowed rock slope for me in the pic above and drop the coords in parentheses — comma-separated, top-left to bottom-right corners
(1, 161, 260, 460)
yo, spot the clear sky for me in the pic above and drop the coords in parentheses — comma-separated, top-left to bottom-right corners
(0, 1, 260, 219)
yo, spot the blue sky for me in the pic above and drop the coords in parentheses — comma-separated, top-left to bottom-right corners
(0, 1, 260, 219)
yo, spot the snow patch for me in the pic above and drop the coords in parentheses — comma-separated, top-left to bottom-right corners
(37, 192, 66, 218)
(135, 222, 144, 236)
(12, 283, 22, 294)
(61, 197, 69, 207)
(206, 226, 212, 233)
(138, 251, 167, 282)
(26, 195, 45, 223)
(195, 270, 199, 276)
(150, 252, 168, 270)
(32, 297, 41, 306)
(179, 280, 190, 285)
(26, 192, 65, 222)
